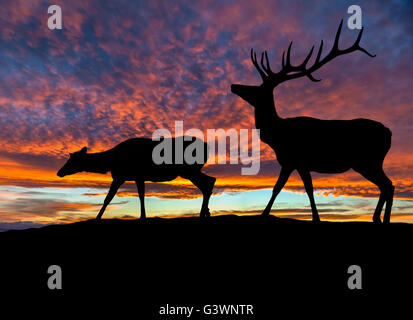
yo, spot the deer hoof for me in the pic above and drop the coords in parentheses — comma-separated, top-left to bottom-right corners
(200, 209, 210, 218)
(261, 209, 270, 216)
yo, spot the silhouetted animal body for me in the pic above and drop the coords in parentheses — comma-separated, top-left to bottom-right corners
(57, 137, 215, 219)
(231, 20, 394, 223)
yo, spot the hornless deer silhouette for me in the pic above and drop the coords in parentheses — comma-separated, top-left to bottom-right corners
(57, 137, 216, 219)
(231, 20, 394, 223)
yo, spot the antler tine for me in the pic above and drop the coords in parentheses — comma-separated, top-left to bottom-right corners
(286, 41, 293, 69)
(349, 27, 376, 57)
(260, 51, 273, 75)
(306, 71, 321, 82)
(260, 52, 265, 69)
(300, 45, 321, 82)
(264, 51, 272, 73)
(279, 40, 319, 81)
(299, 45, 315, 68)
(250, 48, 268, 81)
(282, 41, 314, 71)
(250, 48, 256, 64)
(332, 19, 344, 51)
(304, 40, 323, 81)
(314, 40, 324, 64)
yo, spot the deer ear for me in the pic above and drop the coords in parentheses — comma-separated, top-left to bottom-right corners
(80, 147, 87, 154)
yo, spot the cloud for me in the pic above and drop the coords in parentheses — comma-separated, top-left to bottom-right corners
(0, 197, 96, 214)
(0, 221, 53, 232)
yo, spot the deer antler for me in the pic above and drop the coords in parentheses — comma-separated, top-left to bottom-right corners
(251, 19, 376, 86)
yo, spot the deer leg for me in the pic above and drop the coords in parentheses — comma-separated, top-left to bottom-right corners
(297, 169, 320, 222)
(354, 167, 394, 224)
(372, 192, 386, 224)
(262, 167, 293, 216)
(184, 172, 216, 218)
(96, 179, 123, 219)
(383, 184, 394, 224)
(375, 169, 394, 224)
(136, 180, 146, 219)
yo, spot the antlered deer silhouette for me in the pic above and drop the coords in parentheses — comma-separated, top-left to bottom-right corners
(231, 20, 394, 223)
(57, 137, 216, 219)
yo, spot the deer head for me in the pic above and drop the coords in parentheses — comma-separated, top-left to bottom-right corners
(57, 147, 88, 177)
(231, 19, 375, 107)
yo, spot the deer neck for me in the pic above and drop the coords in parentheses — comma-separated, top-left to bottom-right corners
(82, 152, 112, 174)
(254, 92, 281, 143)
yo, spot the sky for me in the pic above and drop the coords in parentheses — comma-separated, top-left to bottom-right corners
(0, 0, 412, 230)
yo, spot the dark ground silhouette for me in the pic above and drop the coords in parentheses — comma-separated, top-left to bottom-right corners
(1, 215, 411, 316)
(231, 20, 394, 224)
